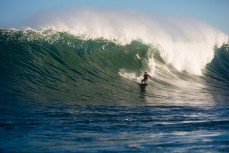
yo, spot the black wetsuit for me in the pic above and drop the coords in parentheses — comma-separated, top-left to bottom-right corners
(141, 74, 150, 84)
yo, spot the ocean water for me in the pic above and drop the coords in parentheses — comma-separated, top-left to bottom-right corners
(0, 10, 229, 152)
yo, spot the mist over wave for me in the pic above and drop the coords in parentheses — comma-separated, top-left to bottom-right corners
(32, 9, 228, 75)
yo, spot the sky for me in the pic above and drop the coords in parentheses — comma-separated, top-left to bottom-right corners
(0, 0, 229, 34)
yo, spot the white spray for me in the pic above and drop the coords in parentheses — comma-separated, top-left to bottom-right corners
(36, 9, 228, 76)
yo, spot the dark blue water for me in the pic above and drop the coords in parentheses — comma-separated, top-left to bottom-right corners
(1, 101, 229, 153)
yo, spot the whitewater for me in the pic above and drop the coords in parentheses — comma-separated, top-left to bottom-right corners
(1, 9, 229, 152)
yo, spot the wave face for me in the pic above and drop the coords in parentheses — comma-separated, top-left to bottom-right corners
(0, 28, 228, 105)
(0, 29, 151, 104)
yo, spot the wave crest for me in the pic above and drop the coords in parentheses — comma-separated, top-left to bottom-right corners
(31, 9, 229, 75)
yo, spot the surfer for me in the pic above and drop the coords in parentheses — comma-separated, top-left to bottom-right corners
(141, 72, 151, 84)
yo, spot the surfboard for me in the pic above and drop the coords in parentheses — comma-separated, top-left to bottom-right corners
(139, 83, 148, 87)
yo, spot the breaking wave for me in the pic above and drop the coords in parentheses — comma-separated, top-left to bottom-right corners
(0, 10, 228, 105)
